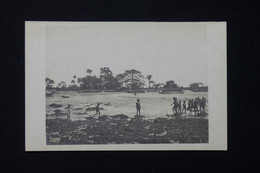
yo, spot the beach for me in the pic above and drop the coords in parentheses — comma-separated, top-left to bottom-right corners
(46, 91, 208, 144)
(46, 91, 208, 120)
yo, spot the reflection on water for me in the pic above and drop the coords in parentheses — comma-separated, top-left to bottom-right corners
(46, 91, 208, 121)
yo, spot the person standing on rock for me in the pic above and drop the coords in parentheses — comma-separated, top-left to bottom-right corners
(93, 103, 101, 118)
(136, 99, 141, 116)
(67, 104, 71, 121)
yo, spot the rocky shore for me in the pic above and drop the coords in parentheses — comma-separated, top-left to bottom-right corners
(46, 114, 208, 144)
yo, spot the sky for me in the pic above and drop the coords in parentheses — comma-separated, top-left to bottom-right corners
(46, 22, 208, 87)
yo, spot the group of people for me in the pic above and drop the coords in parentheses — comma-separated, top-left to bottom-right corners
(135, 96, 207, 117)
(171, 97, 207, 115)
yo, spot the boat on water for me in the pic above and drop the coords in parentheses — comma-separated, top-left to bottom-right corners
(61, 95, 70, 98)
(103, 90, 117, 92)
(77, 90, 102, 93)
(127, 90, 146, 93)
(159, 90, 184, 94)
(190, 87, 208, 92)
(46, 90, 53, 96)
(159, 88, 184, 94)
(187, 83, 208, 92)
(146, 89, 158, 92)
(52, 90, 59, 93)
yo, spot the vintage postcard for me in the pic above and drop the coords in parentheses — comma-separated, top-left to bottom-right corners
(25, 22, 227, 151)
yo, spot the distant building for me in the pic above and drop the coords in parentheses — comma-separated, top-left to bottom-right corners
(189, 83, 208, 92)
(152, 83, 164, 89)
(190, 83, 205, 87)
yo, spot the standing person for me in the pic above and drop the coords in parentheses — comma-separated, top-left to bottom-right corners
(178, 101, 182, 114)
(182, 101, 187, 114)
(198, 96, 202, 112)
(93, 103, 101, 118)
(171, 97, 178, 114)
(136, 99, 141, 116)
(191, 99, 194, 113)
(202, 97, 206, 112)
(187, 100, 191, 112)
(67, 104, 71, 121)
(194, 98, 198, 113)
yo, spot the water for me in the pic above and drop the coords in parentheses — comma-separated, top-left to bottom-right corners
(46, 90, 208, 121)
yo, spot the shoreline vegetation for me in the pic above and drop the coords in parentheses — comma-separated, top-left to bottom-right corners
(46, 67, 208, 95)
(46, 113, 208, 144)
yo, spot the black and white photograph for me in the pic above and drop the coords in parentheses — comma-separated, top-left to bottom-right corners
(26, 22, 227, 150)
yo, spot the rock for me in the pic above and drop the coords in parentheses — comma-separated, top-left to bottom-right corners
(173, 113, 181, 116)
(86, 107, 104, 111)
(73, 108, 83, 110)
(155, 129, 167, 136)
(49, 137, 60, 143)
(46, 112, 208, 144)
(111, 114, 129, 119)
(54, 109, 62, 114)
(134, 115, 145, 119)
(103, 102, 110, 106)
(49, 103, 62, 108)
(196, 112, 208, 117)
(75, 112, 88, 115)
(98, 115, 109, 120)
(53, 109, 67, 116)
(153, 117, 168, 124)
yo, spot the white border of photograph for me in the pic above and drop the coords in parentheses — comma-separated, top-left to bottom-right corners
(25, 22, 227, 151)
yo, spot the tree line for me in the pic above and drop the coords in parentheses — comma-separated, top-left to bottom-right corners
(46, 67, 169, 91)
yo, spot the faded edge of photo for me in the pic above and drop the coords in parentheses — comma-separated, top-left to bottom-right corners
(25, 21, 227, 151)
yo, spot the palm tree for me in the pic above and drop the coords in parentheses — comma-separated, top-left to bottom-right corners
(72, 75, 77, 85)
(45, 77, 54, 90)
(146, 74, 152, 89)
(86, 69, 93, 89)
(86, 69, 92, 76)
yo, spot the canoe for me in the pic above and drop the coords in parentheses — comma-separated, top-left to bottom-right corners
(46, 90, 53, 96)
(103, 90, 117, 92)
(61, 95, 70, 98)
(127, 90, 146, 93)
(159, 90, 184, 94)
(77, 90, 102, 93)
